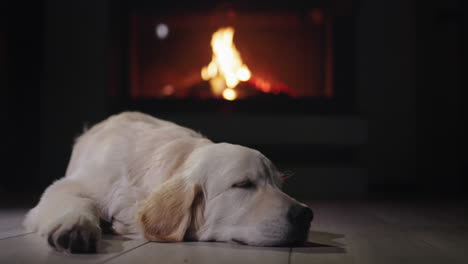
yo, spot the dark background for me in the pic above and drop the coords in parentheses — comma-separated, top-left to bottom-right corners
(1, 0, 466, 206)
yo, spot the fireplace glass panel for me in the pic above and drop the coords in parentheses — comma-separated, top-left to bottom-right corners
(129, 8, 333, 101)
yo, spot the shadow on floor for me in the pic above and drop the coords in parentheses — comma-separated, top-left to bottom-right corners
(294, 230, 346, 253)
(167, 241, 291, 253)
(164, 230, 346, 254)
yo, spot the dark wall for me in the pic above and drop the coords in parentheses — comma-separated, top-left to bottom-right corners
(414, 1, 464, 195)
(2, 0, 111, 202)
(356, 0, 418, 191)
(39, 0, 110, 190)
(2, 1, 43, 195)
(357, 0, 465, 197)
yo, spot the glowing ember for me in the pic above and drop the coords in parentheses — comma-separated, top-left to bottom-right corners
(222, 88, 237, 101)
(201, 27, 251, 100)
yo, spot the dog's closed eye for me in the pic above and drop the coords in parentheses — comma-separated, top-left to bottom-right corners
(232, 180, 255, 189)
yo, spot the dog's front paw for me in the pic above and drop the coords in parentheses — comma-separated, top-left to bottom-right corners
(45, 213, 101, 254)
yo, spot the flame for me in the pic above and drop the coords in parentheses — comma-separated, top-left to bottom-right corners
(201, 27, 251, 100)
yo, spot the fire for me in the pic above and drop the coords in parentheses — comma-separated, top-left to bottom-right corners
(201, 27, 251, 100)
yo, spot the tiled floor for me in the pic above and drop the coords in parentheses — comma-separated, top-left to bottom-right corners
(1, 201, 467, 264)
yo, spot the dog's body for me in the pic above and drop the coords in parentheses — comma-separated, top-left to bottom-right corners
(24, 112, 313, 253)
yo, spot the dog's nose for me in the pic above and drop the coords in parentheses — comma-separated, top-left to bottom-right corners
(287, 204, 313, 226)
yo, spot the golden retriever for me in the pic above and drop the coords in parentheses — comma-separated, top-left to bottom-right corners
(24, 112, 313, 253)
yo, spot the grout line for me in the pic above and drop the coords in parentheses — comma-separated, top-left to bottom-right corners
(288, 247, 292, 264)
(100, 241, 149, 264)
(0, 232, 34, 240)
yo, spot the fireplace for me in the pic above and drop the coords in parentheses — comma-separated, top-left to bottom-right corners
(110, 0, 356, 115)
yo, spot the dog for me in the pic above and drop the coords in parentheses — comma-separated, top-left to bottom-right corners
(24, 112, 313, 253)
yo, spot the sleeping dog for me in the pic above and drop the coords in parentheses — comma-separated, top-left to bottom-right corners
(24, 112, 313, 253)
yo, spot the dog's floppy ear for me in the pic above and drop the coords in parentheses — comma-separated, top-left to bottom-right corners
(137, 176, 200, 242)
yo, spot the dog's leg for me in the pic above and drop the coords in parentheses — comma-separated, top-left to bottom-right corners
(24, 178, 101, 253)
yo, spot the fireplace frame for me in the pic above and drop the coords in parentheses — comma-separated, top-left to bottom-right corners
(108, 0, 357, 115)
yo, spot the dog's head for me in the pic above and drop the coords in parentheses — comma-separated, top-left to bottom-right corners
(137, 143, 313, 246)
